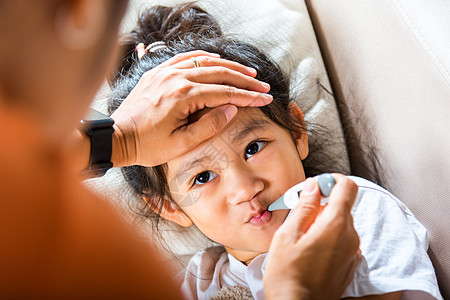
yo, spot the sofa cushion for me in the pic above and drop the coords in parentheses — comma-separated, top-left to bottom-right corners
(306, 0, 450, 297)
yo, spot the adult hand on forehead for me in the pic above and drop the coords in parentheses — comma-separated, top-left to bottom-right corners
(264, 174, 361, 300)
(110, 50, 273, 167)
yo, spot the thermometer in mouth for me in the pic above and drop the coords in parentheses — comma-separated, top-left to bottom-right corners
(268, 173, 336, 211)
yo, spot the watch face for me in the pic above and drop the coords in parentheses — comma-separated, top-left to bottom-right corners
(81, 108, 114, 128)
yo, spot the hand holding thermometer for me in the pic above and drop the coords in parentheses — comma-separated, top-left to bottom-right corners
(268, 173, 336, 211)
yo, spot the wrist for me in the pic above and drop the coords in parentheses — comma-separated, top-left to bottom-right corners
(264, 279, 312, 300)
(265, 288, 311, 300)
(111, 124, 137, 168)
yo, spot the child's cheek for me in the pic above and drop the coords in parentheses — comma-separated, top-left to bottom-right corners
(248, 143, 274, 165)
(251, 144, 289, 174)
(188, 178, 219, 206)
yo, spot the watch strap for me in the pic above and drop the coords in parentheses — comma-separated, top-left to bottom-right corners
(87, 126, 114, 177)
(80, 109, 115, 178)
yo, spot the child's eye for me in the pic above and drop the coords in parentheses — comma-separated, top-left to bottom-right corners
(244, 141, 266, 159)
(193, 171, 217, 186)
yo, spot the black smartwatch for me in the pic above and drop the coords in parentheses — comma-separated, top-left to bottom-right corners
(80, 108, 115, 177)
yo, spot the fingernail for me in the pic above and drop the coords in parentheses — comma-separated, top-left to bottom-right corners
(263, 94, 273, 102)
(224, 106, 237, 122)
(302, 178, 317, 195)
(211, 53, 221, 57)
(261, 82, 270, 89)
(247, 67, 257, 75)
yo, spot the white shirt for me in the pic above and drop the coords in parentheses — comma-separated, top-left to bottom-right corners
(181, 176, 443, 300)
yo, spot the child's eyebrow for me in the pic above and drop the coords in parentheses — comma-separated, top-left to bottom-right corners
(174, 119, 271, 182)
(174, 157, 209, 184)
(229, 119, 271, 145)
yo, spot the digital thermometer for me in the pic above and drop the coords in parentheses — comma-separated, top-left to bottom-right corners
(268, 173, 336, 211)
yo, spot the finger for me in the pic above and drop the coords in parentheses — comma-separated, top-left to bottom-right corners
(171, 56, 258, 77)
(186, 83, 273, 109)
(159, 51, 221, 68)
(183, 66, 270, 93)
(326, 174, 358, 214)
(174, 105, 237, 149)
(281, 178, 321, 241)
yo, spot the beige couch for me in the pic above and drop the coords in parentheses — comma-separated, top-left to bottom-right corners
(306, 0, 450, 298)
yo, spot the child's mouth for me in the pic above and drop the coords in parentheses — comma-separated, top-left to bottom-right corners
(248, 210, 272, 226)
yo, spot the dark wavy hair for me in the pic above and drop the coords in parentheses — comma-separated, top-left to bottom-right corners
(108, 3, 341, 233)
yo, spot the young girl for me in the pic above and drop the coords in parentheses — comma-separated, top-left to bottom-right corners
(108, 3, 442, 300)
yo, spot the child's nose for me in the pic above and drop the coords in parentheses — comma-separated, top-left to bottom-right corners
(226, 166, 264, 206)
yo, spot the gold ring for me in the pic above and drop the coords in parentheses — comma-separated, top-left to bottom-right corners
(191, 57, 200, 68)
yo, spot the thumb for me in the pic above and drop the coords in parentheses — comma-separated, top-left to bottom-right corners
(186, 105, 237, 141)
(282, 178, 321, 241)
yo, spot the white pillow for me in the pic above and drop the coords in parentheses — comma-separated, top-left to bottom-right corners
(85, 0, 350, 268)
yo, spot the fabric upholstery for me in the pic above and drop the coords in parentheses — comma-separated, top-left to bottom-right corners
(305, 0, 450, 297)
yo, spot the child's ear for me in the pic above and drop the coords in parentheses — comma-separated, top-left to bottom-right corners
(288, 103, 309, 160)
(143, 194, 193, 227)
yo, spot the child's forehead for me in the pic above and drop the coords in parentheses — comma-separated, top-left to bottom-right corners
(221, 108, 272, 141)
(189, 106, 272, 141)
(192, 107, 273, 154)
(188, 106, 266, 126)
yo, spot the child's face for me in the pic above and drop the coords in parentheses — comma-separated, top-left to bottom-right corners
(160, 107, 308, 263)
